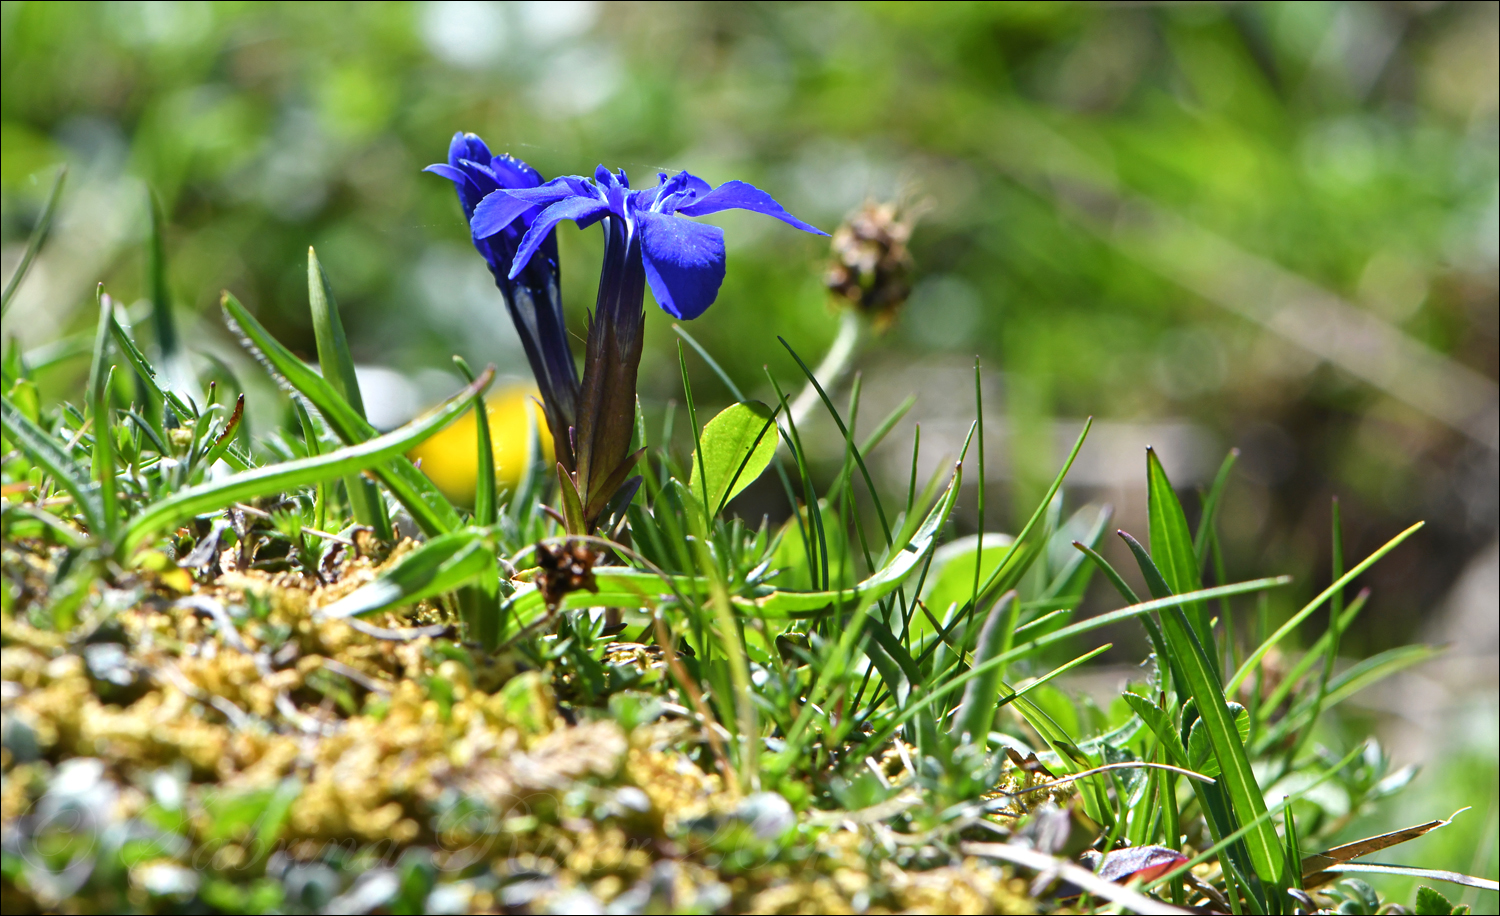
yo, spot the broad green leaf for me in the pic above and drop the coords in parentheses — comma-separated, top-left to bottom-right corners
(319, 528, 496, 619)
(689, 400, 779, 516)
(221, 291, 462, 536)
(122, 368, 490, 553)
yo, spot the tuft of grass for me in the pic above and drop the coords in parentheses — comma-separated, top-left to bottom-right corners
(2, 199, 1492, 916)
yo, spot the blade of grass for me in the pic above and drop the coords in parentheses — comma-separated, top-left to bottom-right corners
(855, 578, 1288, 762)
(122, 368, 491, 553)
(454, 357, 497, 526)
(222, 291, 462, 536)
(1148, 448, 1215, 658)
(1150, 557, 1287, 889)
(1259, 589, 1369, 718)
(89, 292, 120, 544)
(1, 395, 104, 533)
(779, 336, 891, 546)
(973, 418, 1094, 616)
(292, 398, 326, 535)
(308, 248, 391, 540)
(1142, 742, 1369, 897)
(319, 528, 494, 619)
(1, 165, 65, 318)
(1286, 497, 1347, 763)
(1227, 521, 1424, 695)
(108, 309, 196, 426)
(146, 189, 197, 400)
(1194, 449, 1239, 569)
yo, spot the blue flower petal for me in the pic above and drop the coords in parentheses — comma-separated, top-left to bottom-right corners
(423, 162, 473, 189)
(490, 153, 541, 188)
(675, 180, 826, 235)
(637, 210, 726, 320)
(471, 190, 539, 241)
(508, 195, 612, 279)
(454, 132, 491, 167)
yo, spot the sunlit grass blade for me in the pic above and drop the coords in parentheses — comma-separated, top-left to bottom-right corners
(1138, 531, 1286, 890)
(89, 292, 120, 544)
(856, 578, 1291, 757)
(108, 309, 196, 427)
(952, 591, 1015, 744)
(1, 395, 104, 534)
(222, 291, 462, 536)
(121, 367, 491, 553)
(308, 247, 391, 540)
(1142, 742, 1369, 897)
(1259, 589, 1369, 719)
(453, 356, 497, 526)
(973, 418, 1093, 617)
(1148, 448, 1214, 655)
(0, 164, 65, 318)
(1194, 448, 1239, 569)
(780, 336, 892, 545)
(1227, 521, 1424, 695)
(147, 189, 197, 400)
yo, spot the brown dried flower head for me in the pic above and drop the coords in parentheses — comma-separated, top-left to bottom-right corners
(535, 539, 601, 612)
(824, 199, 922, 331)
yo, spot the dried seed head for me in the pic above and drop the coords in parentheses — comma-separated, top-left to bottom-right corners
(824, 199, 922, 331)
(535, 539, 600, 612)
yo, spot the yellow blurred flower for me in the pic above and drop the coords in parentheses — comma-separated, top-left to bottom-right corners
(408, 383, 552, 507)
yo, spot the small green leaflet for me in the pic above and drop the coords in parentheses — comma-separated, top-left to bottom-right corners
(689, 400, 779, 516)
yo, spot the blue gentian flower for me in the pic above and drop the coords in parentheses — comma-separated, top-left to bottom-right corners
(471, 166, 826, 320)
(435, 152, 822, 533)
(424, 132, 581, 471)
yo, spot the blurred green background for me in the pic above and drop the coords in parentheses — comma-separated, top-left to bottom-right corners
(3, 1, 1496, 904)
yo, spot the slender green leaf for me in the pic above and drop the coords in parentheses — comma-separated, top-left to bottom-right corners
(1, 395, 103, 533)
(1148, 448, 1213, 653)
(89, 294, 120, 543)
(953, 591, 1017, 744)
(308, 247, 390, 539)
(319, 528, 496, 619)
(972, 418, 1094, 614)
(1154, 564, 1287, 888)
(454, 356, 496, 526)
(780, 336, 892, 545)
(122, 368, 491, 552)
(221, 291, 462, 535)
(1194, 448, 1239, 569)
(147, 189, 197, 399)
(1228, 522, 1425, 694)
